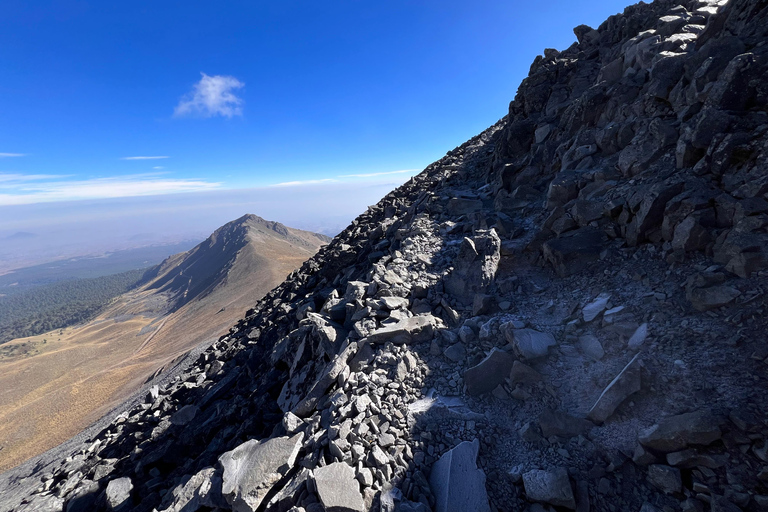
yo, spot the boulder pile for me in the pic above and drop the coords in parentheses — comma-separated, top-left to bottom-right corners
(2, 0, 768, 511)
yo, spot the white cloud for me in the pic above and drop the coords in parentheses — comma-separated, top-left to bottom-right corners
(270, 178, 338, 187)
(121, 156, 169, 160)
(0, 173, 65, 183)
(0, 153, 26, 158)
(268, 168, 422, 188)
(338, 169, 419, 178)
(0, 173, 221, 206)
(153, 166, 165, 170)
(174, 73, 244, 118)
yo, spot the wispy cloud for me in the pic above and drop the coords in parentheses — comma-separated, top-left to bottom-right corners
(0, 153, 26, 158)
(0, 173, 66, 183)
(121, 156, 169, 160)
(153, 166, 165, 170)
(0, 173, 221, 206)
(338, 169, 419, 178)
(270, 178, 338, 187)
(268, 168, 422, 188)
(174, 73, 244, 118)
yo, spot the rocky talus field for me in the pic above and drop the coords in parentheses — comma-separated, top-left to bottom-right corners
(2, 0, 768, 511)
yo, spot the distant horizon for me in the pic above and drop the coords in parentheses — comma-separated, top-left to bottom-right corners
(0, 179, 411, 272)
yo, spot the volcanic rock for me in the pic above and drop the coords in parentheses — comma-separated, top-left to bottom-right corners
(429, 439, 491, 512)
(218, 433, 303, 512)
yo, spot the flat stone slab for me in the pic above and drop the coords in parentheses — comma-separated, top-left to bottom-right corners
(105, 477, 133, 510)
(464, 348, 515, 396)
(367, 315, 435, 344)
(587, 354, 642, 424)
(170, 405, 199, 426)
(505, 328, 556, 360)
(522, 467, 576, 509)
(539, 409, 592, 439)
(687, 284, 740, 311)
(429, 439, 491, 512)
(578, 334, 605, 361)
(582, 293, 611, 322)
(218, 433, 304, 512)
(314, 462, 365, 512)
(639, 410, 722, 453)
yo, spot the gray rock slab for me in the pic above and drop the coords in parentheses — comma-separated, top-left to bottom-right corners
(105, 477, 133, 510)
(509, 360, 542, 385)
(505, 328, 556, 360)
(170, 405, 199, 426)
(647, 464, 682, 494)
(522, 467, 576, 509)
(639, 410, 722, 453)
(687, 284, 740, 311)
(587, 354, 642, 424)
(628, 323, 649, 349)
(218, 433, 304, 512)
(443, 343, 466, 362)
(313, 462, 365, 512)
(539, 409, 592, 439)
(367, 315, 435, 344)
(582, 293, 611, 322)
(577, 335, 604, 361)
(159, 467, 226, 512)
(464, 348, 515, 396)
(429, 439, 491, 512)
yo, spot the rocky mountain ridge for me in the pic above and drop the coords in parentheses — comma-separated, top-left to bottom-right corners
(2, 0, 767, 511)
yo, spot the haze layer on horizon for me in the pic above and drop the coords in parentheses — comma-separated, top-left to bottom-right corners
(0, 179, 406, 272)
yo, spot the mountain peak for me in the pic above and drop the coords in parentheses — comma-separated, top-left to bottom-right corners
(146, 214, 328, 309)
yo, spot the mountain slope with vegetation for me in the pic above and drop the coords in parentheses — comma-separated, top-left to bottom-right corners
(0, 269, 148, 345)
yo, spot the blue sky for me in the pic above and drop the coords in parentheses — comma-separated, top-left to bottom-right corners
(0, 0, 632, 207)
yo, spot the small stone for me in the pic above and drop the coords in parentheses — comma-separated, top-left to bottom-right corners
(283, 412, 303, 434)
(314, 462, 365, 512)
(368, 445, 389, 467)
(628, 323, 648, 349)
(356, 467, 374, 488)
(578, 335, 605, 361)
(582, 293, 611, 322)
(170, 405, 199, 426)
(505, 328, 557, 360)
(379, 432, 396, 448)
(520, 422, 542, 444)
(105, 477, 133, 510)
(539, 409, 592, 439)
(508, 360, 542, 385)
(522, 467, 576, 509)
(647, 464, 682, 494)
(464, 348, 515, 396)
(443, 343, 466, 362)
